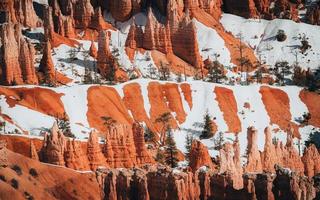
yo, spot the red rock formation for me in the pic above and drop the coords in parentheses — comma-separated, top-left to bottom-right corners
(87, 130, 107, 170)
(261, 126, 279, 173)
(30, 140, 39, 160)
(0, 23, 38, 85)
(246, 126, 263, 173)
(189, 140, 215, 172)
(219, 141, 243, 189)
(0, 0, 40, 27)
(41, 122, 66, 166)
(89, 40, 98, 58)
(97, 30, 115, 78)
(109, 0, 134, 22)
(73, 0, 94, 28)
(143, 9, 173, 55)
(302, 144, 320, 178)
(19, 36, 38, 85)
(103, 124, 137, 168)
(39, 41, 56, 83)
(281, 127, 304, 175)
(64, 139, 90, 170)
(132, 122, 155, 165)
(0, 140, 8, 167)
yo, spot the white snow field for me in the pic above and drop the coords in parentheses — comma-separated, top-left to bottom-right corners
(221, 14, 320, 71)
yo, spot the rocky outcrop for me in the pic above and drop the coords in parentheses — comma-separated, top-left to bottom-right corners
(97, 30, 114, 78)
(109, 0, 134, 22)
(0, 23, 38, 85)
(261, 126, 279, 172)
(40, 122, 154, 170)
(30, 140, 39, 160)
(223, 0, 300, 21)
(103, 123, 153, 168)
(302, 144, 320, 178)
(89, 40, 98, 58)
(0, 0, 41, 27)
(219, 140, 243, 189)
(132, 122, 155, 165)
(189, 140, 215, 172)
(273, 164, 316, 200)
(223, 0, 259, 18)
(246, 126, 263, 173)
(0, 140, 8, 167)
(306, 1, 320, 25)
(64, 139, 90, 170)
(87, 130, 107, 170)
(41, 122, 66, 166)
(39, 41, 56, 83)
(97, 164, 317, 200)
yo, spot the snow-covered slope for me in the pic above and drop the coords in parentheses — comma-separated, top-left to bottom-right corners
(0, 80, 318, 162)
(221, 14, 320, 70)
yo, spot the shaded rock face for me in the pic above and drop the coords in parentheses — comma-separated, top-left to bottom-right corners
(272, 165, 316, 200)
(0, 23, 38, 85)
(222, 0, 300, 21)
(40, 122, 154, 170)
(98, 165, 317, 200)
(0, 0, 41, 27)
(306, 1, 320, 25)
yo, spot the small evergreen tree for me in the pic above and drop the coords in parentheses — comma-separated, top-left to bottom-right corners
(68, 48, 77, 61)
(155, 112, 172, 145)
(276, 29, 287, 42)
(273, 61, 291, 85)
(207, 61, 226, 83)
(214, 132, 224, 150)
(144, 126, 155, 142)
(165, 129, 179, 168)
(101, 116, 117, 128)
(159, 61, 170, 81)
(200, 111, 214, 139)
(305, 131, 320, 150)
(56, 114, 74, 138)
(185, 133, 193, 162)
(155, 148, 165, 164)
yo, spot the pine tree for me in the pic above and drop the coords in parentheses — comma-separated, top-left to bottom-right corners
(207, 61, 226, 83)
(144, 126, 155, 142)
(185, 133, 193, 162)
(155, 148, 165, 164)
(165, 129, 179, 168)
(101, 116, 117, 128)
(159, 61, 170, 81)
(200, 111, 214, 139)
(273, 61, 291, 85)
(56, 114, 74, 138)
(214, 132, 224, 150)
(305, 131, 320, 150)
(155, 112, 172, 145)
